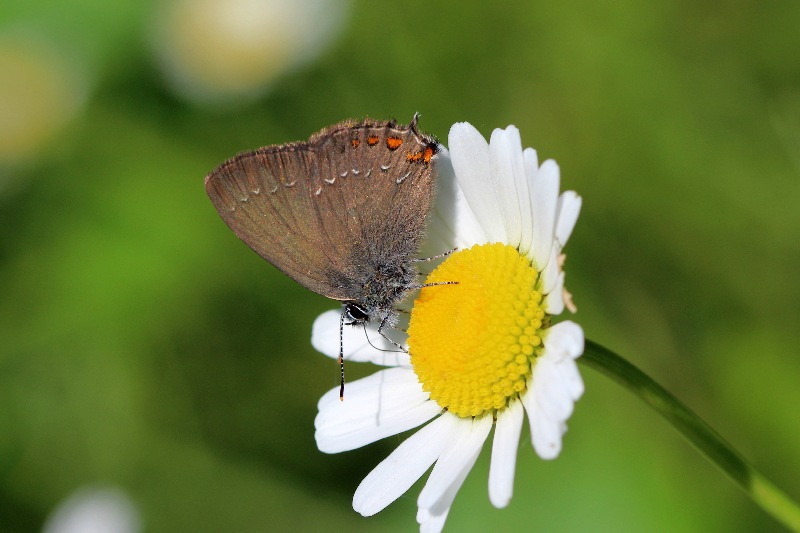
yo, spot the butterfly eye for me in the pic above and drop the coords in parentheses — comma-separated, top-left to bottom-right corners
(345, 303, 369, 323)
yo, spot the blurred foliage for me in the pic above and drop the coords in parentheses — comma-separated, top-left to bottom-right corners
(1, 0, 799, 531)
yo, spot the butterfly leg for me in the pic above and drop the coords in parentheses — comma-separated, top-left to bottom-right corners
(411, 247, 458, 263)
(377, 315, 409, 354)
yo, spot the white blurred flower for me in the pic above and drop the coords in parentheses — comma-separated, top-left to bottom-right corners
(151, 0, 350, 104)
(313, 121, 585, 532)
(42, 486, 140, 533)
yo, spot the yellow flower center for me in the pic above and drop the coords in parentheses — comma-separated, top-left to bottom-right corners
(408, 243, 547, 418)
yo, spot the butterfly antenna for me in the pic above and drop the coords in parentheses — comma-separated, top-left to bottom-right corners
(339, 310, 346, 401)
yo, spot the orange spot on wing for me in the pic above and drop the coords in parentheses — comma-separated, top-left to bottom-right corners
(367, 136, 380, 146)
(351, 138, 360, 148)
(407, 151, 423, 162)
(423, 146, 434, 164)
(386, 137, 403, 150)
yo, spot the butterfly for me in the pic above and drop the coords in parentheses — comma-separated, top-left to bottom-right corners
(205, 114, 441, 398)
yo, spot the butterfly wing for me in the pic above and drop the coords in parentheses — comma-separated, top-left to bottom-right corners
(205, 141, 350, 298)
(204, 116, 440, 301)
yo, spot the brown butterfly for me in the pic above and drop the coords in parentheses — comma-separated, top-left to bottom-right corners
(205, 114, 441, 397)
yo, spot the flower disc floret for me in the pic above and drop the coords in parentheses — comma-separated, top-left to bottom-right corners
(408, 243, 546, 418)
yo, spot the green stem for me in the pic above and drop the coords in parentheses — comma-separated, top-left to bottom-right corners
(580, 340, 800, 532)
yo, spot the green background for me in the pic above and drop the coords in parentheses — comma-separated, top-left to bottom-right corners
(1, 1, 799, 531)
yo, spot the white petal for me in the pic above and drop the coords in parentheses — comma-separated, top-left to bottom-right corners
(311, 309, 341, 358)
(556, 356, 585, 400)
(488, 399, 523, 508)
(419, 507, 450, 533)
(449, 122, 506, 243)
(533, 356, 574, 421)
(315, 367, 438, 453)
(353, 414, 459, 517)
(542, 321, 585, 362)
(542, 271, 565, 315)
(448, 181, 488, 248)
(489, 127, 523, 247)
(311, 310, 410, 366)
(555, 191, 582, 248)
(423, 147, 485, 257)
(523, 147, 539, 179)
(540, 242, 561, 293)
(425, 149, 487, 253)
(521, 388, 563, 460)
(417, 415, 492, 516)
(520, 148, 540, 254)
(520, 322, 584, 459)
(507, 130, 533, 255)
(530, 159, 560, 270)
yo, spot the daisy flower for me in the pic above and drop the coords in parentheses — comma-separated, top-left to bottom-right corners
(312, 121, 585, 532)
